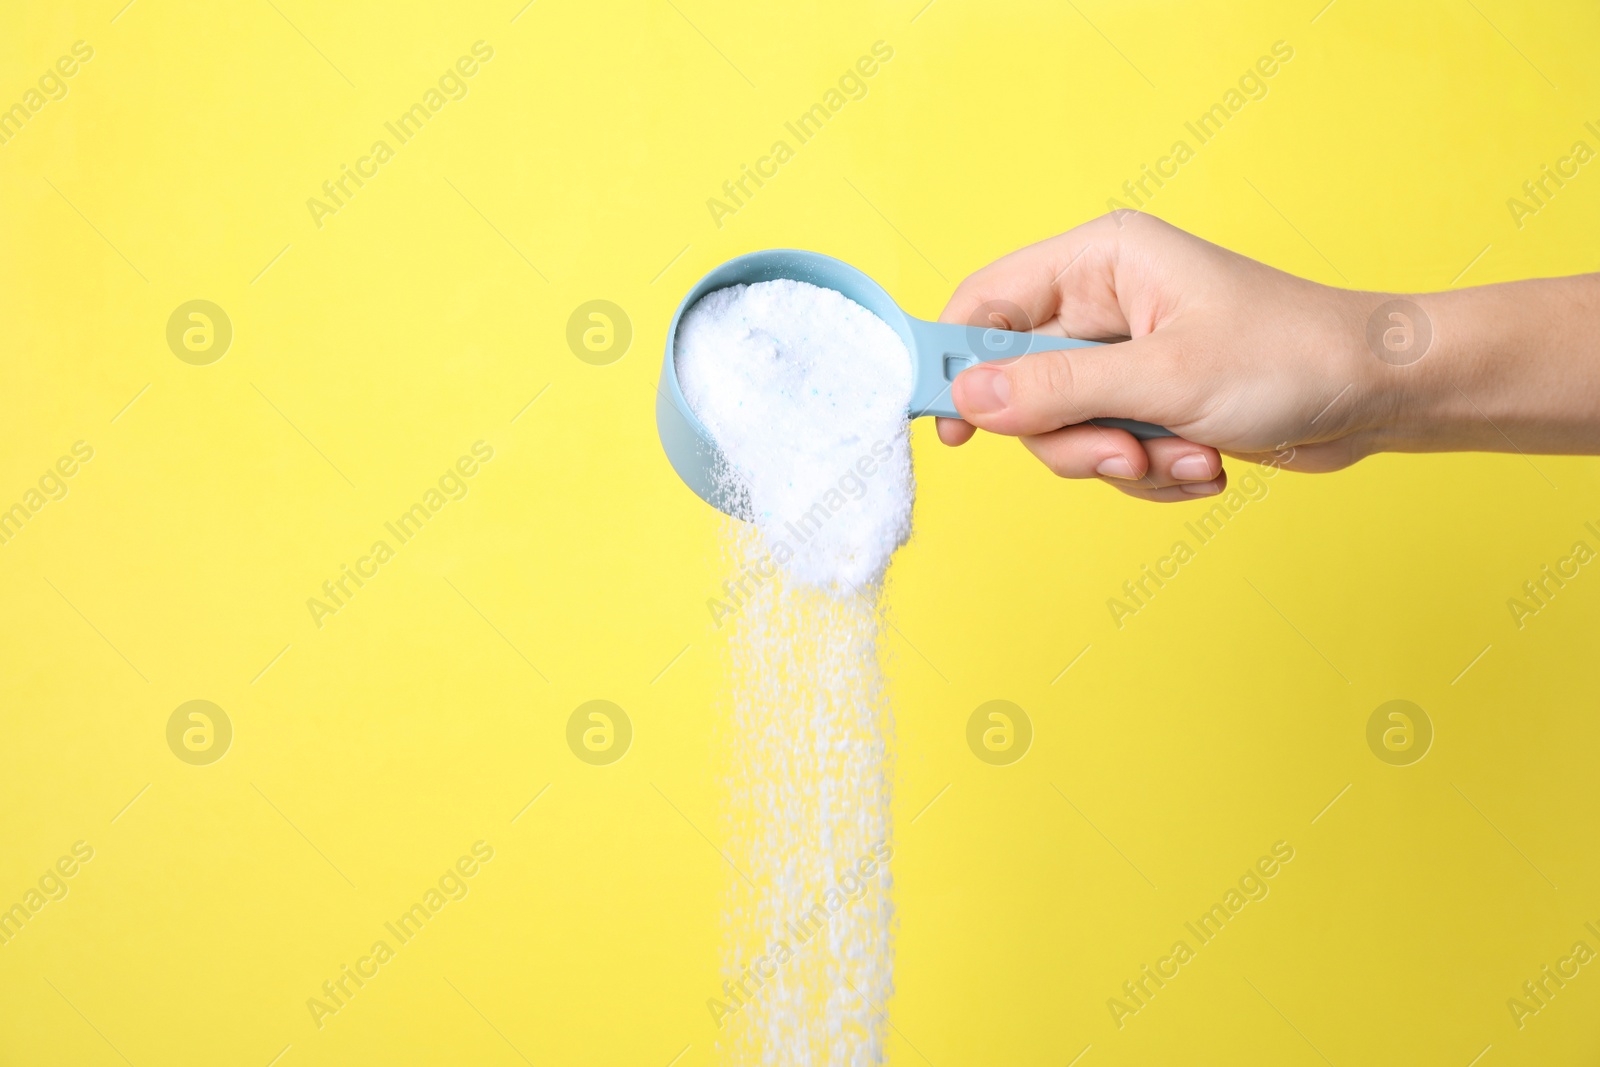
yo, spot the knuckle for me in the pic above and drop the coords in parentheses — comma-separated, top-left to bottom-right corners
(1137, 337, 1196, 417)
(1097, 208, 1150, 234)
(1041, 449, 1076, 479)
(1029, 351, 1080, 410)
(950, 271, 996, 319)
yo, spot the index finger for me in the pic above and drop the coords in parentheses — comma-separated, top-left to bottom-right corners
(936, 214, 1138, 341)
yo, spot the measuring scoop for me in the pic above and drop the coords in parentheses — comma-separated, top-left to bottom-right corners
(656, 249, 1171, 516)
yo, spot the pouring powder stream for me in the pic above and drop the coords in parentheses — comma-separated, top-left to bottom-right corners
(677, 280, 915, 1065)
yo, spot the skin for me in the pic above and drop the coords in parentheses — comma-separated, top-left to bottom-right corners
(937, 212, 1600, 502)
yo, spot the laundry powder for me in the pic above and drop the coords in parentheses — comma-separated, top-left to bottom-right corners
(677, 279, 912, 1065)
(676, 279, 915, 590)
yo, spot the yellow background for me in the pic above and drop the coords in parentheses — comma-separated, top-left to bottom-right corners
(3, 0, 1599, 1063)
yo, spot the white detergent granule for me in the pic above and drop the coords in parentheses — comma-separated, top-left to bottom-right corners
(680, 278, 912, 1065)
(677, 279, 915, 589)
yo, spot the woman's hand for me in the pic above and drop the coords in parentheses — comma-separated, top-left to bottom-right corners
(939, 212, 1385, 501)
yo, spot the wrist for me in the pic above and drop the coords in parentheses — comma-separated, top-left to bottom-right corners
(1359, 290, 1471, 454)
(1310, 286, 1423, 456)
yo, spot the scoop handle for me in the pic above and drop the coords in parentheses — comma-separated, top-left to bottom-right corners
(908, 318, 1173, 438)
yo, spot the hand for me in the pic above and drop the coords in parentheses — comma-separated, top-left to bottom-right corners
(937, 213, 1387, 502)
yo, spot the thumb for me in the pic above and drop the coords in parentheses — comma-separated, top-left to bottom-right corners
(950, 333, 1180, 438)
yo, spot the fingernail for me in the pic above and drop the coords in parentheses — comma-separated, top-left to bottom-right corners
(1096, 456, 1138, 479)
(959, 367, 1010, 414)
(1180, 479, 1222, 496)
(1171, 454, 1214, 481)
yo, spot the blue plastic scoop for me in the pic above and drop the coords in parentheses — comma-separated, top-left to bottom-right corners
(656, 249, 1171, 516)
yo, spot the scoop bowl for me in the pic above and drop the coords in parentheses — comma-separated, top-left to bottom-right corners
(656, 249, 1170, 517)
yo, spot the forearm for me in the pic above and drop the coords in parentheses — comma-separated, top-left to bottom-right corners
(1371, 275, 1600, 455)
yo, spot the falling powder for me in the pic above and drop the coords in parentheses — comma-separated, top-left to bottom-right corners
(677, 279, 914, 1065)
